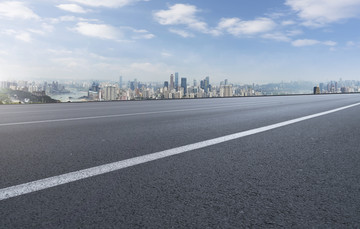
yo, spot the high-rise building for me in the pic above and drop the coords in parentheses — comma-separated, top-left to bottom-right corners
(220, 85, 232, 97)
(175, 72, 179, 90)
(119, 76, 123, 89)
(204, 76, 210, 93)
(170, 74, 174, 90)
(181, 78, 187, 95)
(104, 86, 117, 100)
(313, 86, 320, 94)
(164, 81, 169, 89)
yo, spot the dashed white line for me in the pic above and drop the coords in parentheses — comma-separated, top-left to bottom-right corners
(0, 102, 359, 201)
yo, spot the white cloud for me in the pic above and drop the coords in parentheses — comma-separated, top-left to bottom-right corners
(42, 23, 55, 33)
(292, 39, 337, 47)
(130, 28, 155, 39)
(51, 57, 87, 68)
(47, 49, 73, 55)
(262, 33, 291, 42)
(292, 39, 320, 46)
(286, 0, 360, 27)
(132, 33, 155, 39)
(286, 29, 303, 36)
(161, 52, 172, 57)
(129, 62, 173, 76)
(218, 17, 276, 36)
(57, 4, 88, 14)
(0, 1, 40, 20)
(73, 22, 121, 40)
(282, 20, 296, 26)
(27, 23, 54, 36)
(323, 40, 337, 46)
(154, 4, 220, 36)
(2, 29, 32, 42)
(69, 0, 144, 8)
(348, 41, 355, 46)
(15, 32, 32, 43)
(2, 29, 17, 36)
(28, 29, 45, 35)
(73, 23, 153, 41)
(169, 28, 194, 38)
(0, 50, 8, 55)
(50, 16, 99, 23)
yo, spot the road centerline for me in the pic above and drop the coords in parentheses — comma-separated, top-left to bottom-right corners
(0, 102, 359, 201)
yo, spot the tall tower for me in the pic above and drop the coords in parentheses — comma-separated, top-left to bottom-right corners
(119, 76, 123, 89)
(204, 76, 210, 93)
(181, 77, 187, 95)
(175, 72, 179, 91)
(170, 74, 174, 90)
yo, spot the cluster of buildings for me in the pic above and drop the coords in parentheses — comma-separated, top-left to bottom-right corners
(0, 80, 69, 95)
(86, 73, 243, 101)
(314, 80, 360, 94)
(2, 76, 360, 103)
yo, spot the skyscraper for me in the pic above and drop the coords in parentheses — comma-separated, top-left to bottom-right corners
(104, 86, 117, 100)
(175, 72, 179, 91)
(170, 74, 174, 90)
(181, 77, 187, 95)
(119, 76, 123, 89)
(204, 76, 210, 93)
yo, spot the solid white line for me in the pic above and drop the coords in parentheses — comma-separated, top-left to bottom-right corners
(0, 102, 359, 201)
(0, 101, 283, 127)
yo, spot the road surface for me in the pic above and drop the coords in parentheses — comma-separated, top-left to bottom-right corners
(1, 94, 360, 228)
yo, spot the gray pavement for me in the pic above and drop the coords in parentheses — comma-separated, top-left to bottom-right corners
(1, 94, 360, 228)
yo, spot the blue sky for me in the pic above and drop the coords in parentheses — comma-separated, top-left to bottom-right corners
(1, 0, 360, 84)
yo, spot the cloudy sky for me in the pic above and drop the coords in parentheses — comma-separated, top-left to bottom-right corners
(1, 0, 360, 84)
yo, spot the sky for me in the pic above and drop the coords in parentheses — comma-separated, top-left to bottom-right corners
(1, 0, 360, 84)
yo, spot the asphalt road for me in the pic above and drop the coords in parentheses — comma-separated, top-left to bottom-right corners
(1, 94, 360, 228)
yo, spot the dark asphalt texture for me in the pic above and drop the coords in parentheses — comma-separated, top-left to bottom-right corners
(1, 94, 360, 228)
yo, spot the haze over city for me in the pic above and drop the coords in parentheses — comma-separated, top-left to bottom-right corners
(1, 0, 360, 83)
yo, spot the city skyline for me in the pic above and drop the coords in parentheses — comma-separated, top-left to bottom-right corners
(2, 75, 359, 104)
(1, 0, 360, 83)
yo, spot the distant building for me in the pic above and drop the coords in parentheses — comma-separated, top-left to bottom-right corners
(32, 91, 46, 97)
(181, 78, 187, 96)
(175, 72, 179, 91)
(313, 86, 320, 94)
(205, 76, 210, 93)
(104, 86, 117, 101)
(90, 82, 100, 92)
(119, 76, 123, 89)
(170, 74, 174, 90)
(341, 87, 348, 93)
(88, 82, 101, 101)
(164, 81, 169, 89)
(220, 85, 232, 97)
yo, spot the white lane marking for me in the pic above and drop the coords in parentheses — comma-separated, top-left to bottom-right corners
(0, 101, 284, 127)
(0, 102, 359, 201)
